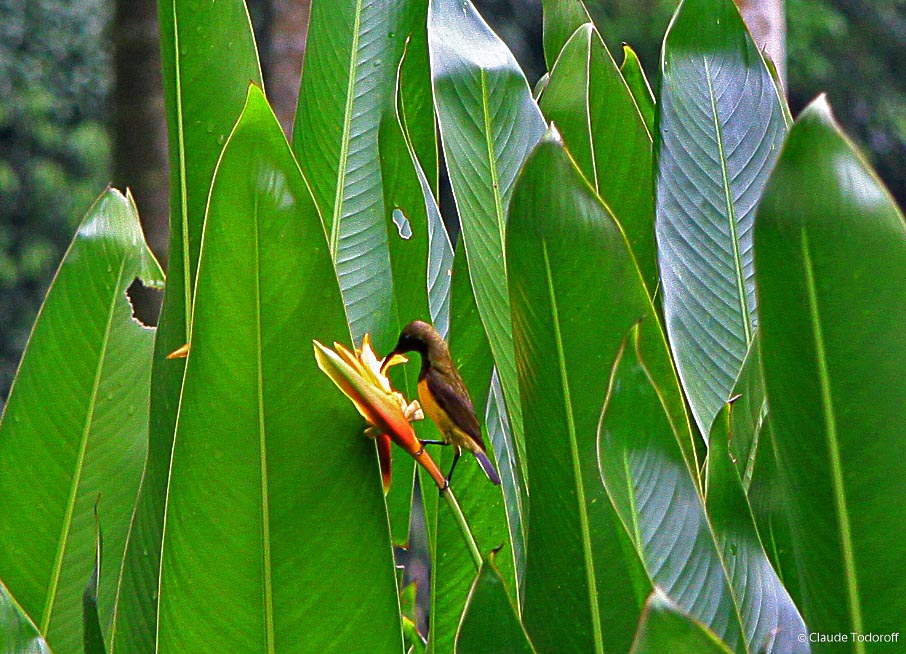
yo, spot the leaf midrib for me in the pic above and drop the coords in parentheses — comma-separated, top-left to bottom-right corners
(253, 195, 276, 653)
(329, 0, 365, 259)
(542, 243, 604, 654)
(41, 256, 129, 634)
(704, 56, 752, 349)
(480, 69, 507, 262)
(801, 229, 864, 647)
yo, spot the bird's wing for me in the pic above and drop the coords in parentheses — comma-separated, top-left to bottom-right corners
(426, 369, 486, 450)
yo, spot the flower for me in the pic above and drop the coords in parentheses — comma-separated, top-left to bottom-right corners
(313, 335, 447, 492)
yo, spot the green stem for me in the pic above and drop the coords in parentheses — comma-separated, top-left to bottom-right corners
(442, 487, 482, 570)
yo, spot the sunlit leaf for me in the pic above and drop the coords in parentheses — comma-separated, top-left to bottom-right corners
(598, 325, 744, 651)
(156, 86, 402, 653)
(293, 0, 416, 348)
(509, 131, 696, 653)
(755, 95, 906, 641)
(0, 189, 161, 653)
(430, 0, 547, 466)
(656, 0, 788, 437)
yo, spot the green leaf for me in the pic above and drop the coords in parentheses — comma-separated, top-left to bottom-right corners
(630, 590, 733, 654)
(706, 405, 809, 653)
(509, 131, 697, 653)
(456, 559, 536, 654)
(112, 2, 262, 650)
(597, 325, 743, 652)
(292, 0, 413, 348)
(1, 581, 52, 654)
(0, 189, 162, 654)
(656, 0, 788, 437)
(755, 96, 906, 642)
(619, 44, 656, 135)
(428, 242, 514, 654)
(429, 0, 547, 466)
(156, 87, 401, 652)
(540, 23, 657, 295)
(540, 0, 591, 72)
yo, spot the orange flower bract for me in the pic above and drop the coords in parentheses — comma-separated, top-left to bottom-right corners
(313, 335, 447, 492)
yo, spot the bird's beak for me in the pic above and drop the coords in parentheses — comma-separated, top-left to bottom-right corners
(380, 349, 408, 374)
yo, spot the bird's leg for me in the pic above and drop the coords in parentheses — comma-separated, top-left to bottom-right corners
(415, 439, 447, 458)
(445, 446, 462, 487)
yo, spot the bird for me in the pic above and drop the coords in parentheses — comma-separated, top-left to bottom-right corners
(382, 320, 500, 486)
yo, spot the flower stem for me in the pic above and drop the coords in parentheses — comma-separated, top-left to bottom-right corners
(442, 487, 482, 570)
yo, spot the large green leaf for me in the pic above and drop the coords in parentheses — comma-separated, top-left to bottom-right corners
(456, 560, 536, 654)
(629, 591, 733, 654)
(111, 3, 262, 650)
(156, 87, 401, 653)
(540, 23, 657, 295)
(655, 0, 788, 437)
(1, 581, 51, 654)
(427, 242, 514, 654)
(508, 131, 697, 653)
(706, 405, 808, 653)
(597, 325, 743, 652)
(0, 189, 162, 654)
(755, 96, 906, 646)
(540, 0, 591, 71)
(429, 0, 547, 463)
(293, 0, 414, 349)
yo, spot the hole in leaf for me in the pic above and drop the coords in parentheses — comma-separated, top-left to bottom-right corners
(127, 278, 163, 328)
(392, 208, 412, 240)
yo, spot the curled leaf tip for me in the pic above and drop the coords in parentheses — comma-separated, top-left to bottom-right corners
(166, 343, 190, 359)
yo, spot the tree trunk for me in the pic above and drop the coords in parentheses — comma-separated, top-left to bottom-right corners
(734, 0, 786, 90)
(112, 0, 168, 323)
(261, 0, 312, 138)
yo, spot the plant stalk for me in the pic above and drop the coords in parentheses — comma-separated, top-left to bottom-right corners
(442, 487, 482, 570)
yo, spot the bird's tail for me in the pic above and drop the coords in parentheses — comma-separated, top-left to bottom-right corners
(474, 450, 501, 485)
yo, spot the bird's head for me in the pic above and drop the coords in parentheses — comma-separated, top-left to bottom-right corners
(382, 320, 442, 372)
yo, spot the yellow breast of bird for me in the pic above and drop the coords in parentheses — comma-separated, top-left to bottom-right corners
(417, 378, 470, 449)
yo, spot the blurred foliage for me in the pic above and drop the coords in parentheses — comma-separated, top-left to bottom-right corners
(1, 0, 902, 402)
(0, 0, 112, 401)
(784, 0, 906, 212)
